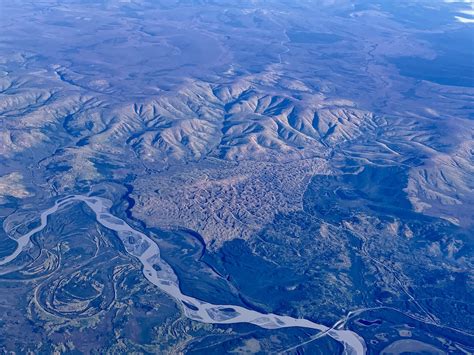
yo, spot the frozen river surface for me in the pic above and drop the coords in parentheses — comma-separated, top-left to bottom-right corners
(0, 195, 366, 354)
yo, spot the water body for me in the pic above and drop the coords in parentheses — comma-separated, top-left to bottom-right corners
(287, 31, 342, 44)
(391, 28, 474, 88)
(0, 194, 366, 354)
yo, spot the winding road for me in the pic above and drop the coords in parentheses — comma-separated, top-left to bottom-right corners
(0, 195, 366, 354)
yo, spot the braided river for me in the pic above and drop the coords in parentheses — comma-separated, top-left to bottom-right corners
(0, 195, 366, 354)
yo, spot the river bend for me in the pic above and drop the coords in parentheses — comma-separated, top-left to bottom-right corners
(0, 195, 366, 354)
